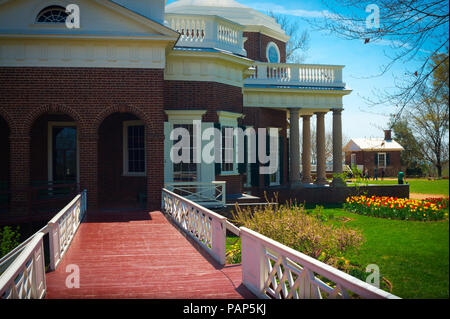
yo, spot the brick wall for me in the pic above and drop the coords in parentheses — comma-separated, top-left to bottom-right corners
(164, 80, 244, 122)
(244, 32, 287, 63)
(345, 150, 403, 177)
(0, 67, 165, 211)
(0, 116, 9, 182)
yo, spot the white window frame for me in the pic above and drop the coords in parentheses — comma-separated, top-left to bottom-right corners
(123, 120, 146, 177)
(266, 42, 281, 64)
(47, 122, 79, 183)
(351, 153, 357, 167)
(378, 152, 387, 168)
(218, 111, 243, 177)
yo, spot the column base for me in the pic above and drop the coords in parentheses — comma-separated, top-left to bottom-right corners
(331, 177, 347, 188)
(314, 178, 328, 186)
(289, 181, 303, 189)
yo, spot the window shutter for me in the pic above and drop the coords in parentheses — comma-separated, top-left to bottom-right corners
(264, 133, 270, 187)
(279, 136, 284, 185)
(386, 153, 391, 166)
(238, 125, 246, 174)
(214, 123, 221, 176)
(374, 153, 378, 166)
(286, 138, 290, 183)
(251, 132, 260, 187)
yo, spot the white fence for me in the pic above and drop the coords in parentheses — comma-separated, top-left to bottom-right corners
(162, 188, 227, 265)
(166, 13, 246, 56)
(240, 228, 399, 299)
(0, 190, 87, 299)
(164, 181, 226, 208)
(247, 62, 345, 88)
(161, 192, 400, 299)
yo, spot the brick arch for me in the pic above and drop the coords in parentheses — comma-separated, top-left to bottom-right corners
(0, 107, 15, 136)
(93, 104, 154, 134)
(24, 104, 82, 135)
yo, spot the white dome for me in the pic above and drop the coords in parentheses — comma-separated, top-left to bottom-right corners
(166, 0, 289, 41)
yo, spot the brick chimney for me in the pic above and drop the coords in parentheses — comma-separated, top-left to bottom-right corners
(384, 129, 392, 141)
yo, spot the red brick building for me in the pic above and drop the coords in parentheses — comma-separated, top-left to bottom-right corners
(0, 0, 351, 218)
(344, 130, 405, 177)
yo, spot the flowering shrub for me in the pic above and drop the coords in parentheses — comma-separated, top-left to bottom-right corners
(232, 202, 364, 264)
(344, 196, 448, 221)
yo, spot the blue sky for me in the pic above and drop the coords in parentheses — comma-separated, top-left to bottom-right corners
(166, 0, 429, 140)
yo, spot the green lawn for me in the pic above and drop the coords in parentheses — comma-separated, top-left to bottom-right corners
(351, 178, 449, 196)
(324, 208, 449, 299)
(227, 207, 449, 299)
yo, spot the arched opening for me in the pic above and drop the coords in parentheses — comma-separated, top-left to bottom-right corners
(29, 112, 79, 213)
(0, 116, 10, 212)
(98, 113, 147, 210)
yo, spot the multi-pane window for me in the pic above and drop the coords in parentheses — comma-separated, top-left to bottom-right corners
(378, 153, 386, 168)
(36, 6, 68, 23)
(222, 126, 234, 172)
(125, 124, 145, 175)
(173, 124, 198, 182)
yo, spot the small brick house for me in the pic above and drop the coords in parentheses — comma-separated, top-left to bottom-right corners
(0, 0, 351, 217)
(344, 130, 404, 177)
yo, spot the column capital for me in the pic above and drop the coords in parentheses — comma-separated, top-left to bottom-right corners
(301, 114, 312, 119)
(314, 111, 327, 117)
(331, 108, 344, 114)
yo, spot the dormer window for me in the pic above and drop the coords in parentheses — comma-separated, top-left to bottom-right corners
(267, 42, 280, 64)
(36, 6, 68, 23)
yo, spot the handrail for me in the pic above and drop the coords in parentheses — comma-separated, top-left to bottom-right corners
(0, 190, 87, 299)
(240, 227, 400, 299)
(162, 188, 227, 265)
(165, 181, 226, 207)
(0, 232, 47, 299)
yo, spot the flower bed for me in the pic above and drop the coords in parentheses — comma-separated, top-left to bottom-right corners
(344, 196, 448, 221)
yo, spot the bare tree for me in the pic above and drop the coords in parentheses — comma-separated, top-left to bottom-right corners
(305, 0, 449, 119)
(269, 11, 310, 63)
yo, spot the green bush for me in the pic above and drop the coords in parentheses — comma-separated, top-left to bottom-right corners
(0, 226, 21, 258)
(232, 201, 364, 265)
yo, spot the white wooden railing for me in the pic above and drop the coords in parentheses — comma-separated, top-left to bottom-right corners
(166, 13, 246, 56)
(48, 190, 87, 271)
(162, 188, 227, 265)
(247, 62, 345, 88)
(0, 190, 87, 299)
(0, 233, 47, 299)
(164, 181, 226, 208)
(240, 227, 400, 299)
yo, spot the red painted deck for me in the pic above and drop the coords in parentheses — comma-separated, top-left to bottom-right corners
(45, 210, 255, 299)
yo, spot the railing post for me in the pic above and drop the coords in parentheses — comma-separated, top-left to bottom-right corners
(211, 218, 226, 265)
(48, 222, 61, 271)
(240, 227, 267, 298)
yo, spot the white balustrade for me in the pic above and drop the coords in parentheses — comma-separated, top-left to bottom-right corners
(0, 233, 46, 299)
(48, 191, 86, 271)
(166, 14, 246, 56)
(162, 188, 227, 265)
(248, 62, 345, 88)
(240, 227, 399, 299)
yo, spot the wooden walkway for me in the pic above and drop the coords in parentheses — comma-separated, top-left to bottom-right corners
(45, 210, 254, 299)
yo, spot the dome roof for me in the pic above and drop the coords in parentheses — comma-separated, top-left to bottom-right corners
(165, 0, 289, 41)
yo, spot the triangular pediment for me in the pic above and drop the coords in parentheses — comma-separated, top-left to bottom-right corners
(0, 0, 178, 39)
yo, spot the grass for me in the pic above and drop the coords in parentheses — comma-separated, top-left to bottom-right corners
(226, 204, 449, 299)
(349, 178, 449, 196)
(322, 208, 449, 299)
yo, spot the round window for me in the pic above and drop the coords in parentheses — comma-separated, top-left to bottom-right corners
(267, 42, 280, 63)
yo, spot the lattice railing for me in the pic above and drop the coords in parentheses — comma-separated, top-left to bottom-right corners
(164, 181, 226, 208)
(162, 188, 227, 265)
(48, 190, 86, 270)
(241, 227, 400, 299)
(0, 233, 46, 299)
